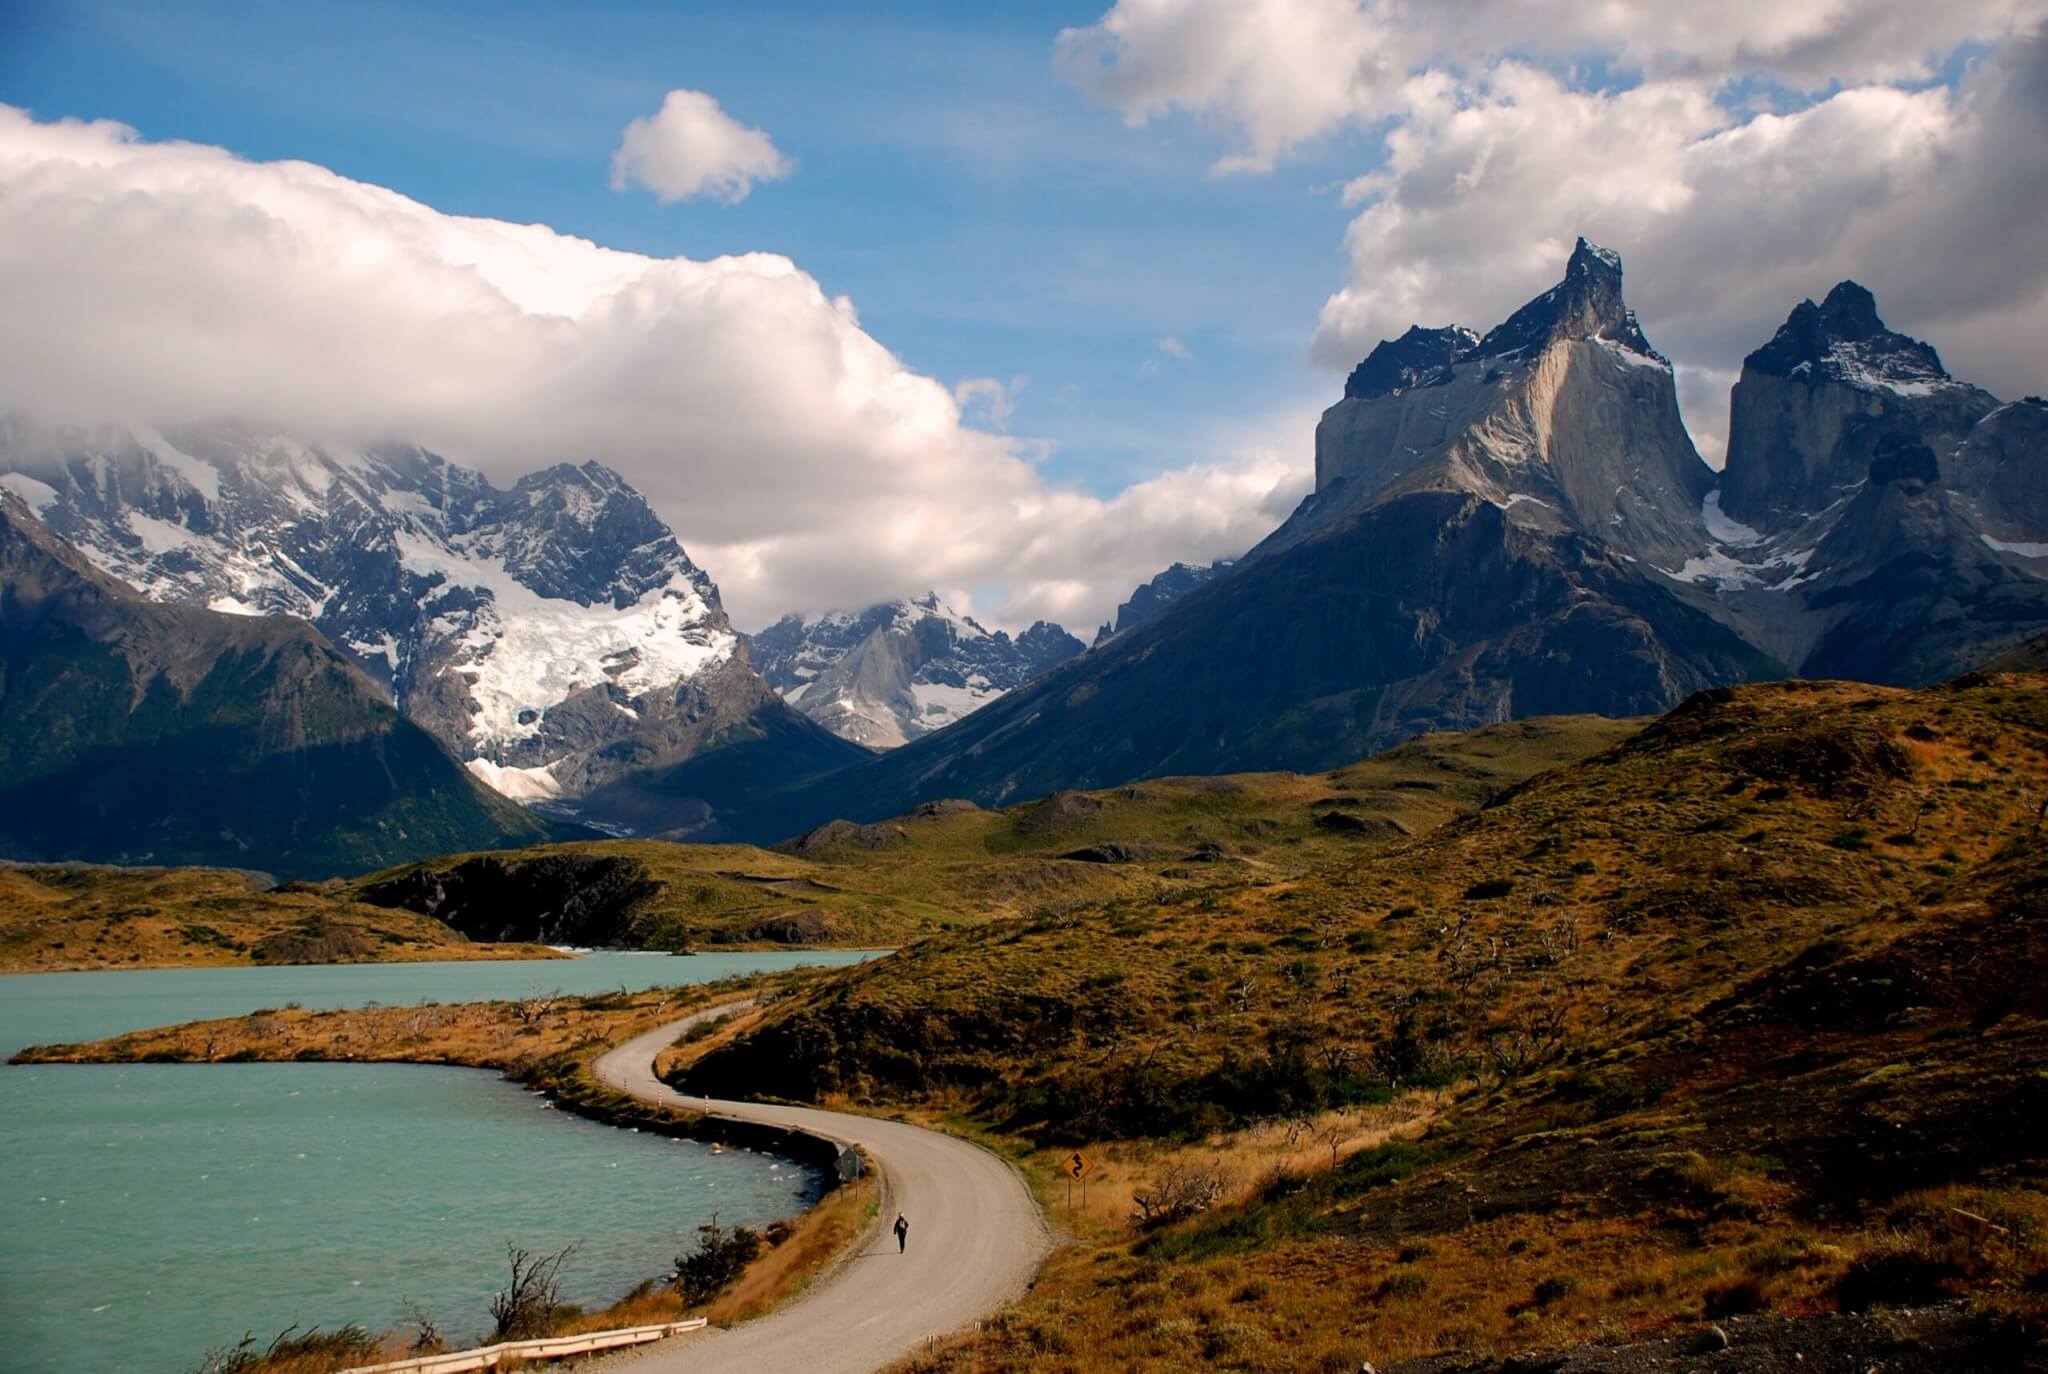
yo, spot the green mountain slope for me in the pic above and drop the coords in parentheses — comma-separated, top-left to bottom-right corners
(724, 493, 1773, 840)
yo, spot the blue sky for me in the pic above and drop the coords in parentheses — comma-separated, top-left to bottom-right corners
(3, 0, 1366, 500)
(4, 1, 2037, 631)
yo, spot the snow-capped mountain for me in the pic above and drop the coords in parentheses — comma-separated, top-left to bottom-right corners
(0, 487, 549, 876)
(0, 421, 859, 824)
(1094, 560, 1234, 645)
(747, 593, 1083, 748)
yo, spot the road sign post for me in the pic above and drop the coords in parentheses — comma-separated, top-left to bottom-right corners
(1061, 1150, 1092, 1211)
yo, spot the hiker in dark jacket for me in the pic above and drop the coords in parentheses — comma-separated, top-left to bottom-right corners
(893, 1213, 909, 1253)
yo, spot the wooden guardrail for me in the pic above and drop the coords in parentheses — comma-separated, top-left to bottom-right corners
(338, 1318, 710, 1374)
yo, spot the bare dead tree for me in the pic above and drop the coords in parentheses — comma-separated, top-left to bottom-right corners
(1131, 1161, 1233, 1228)
(1320, 1120, 1348, 1170)
(491, 1242, 576, 1339)
(400, 1298, 443, 1355)
(516, 990, 564, 1028)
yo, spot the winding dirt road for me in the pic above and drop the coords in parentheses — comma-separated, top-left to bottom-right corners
(589, 1005, 1050, 1374)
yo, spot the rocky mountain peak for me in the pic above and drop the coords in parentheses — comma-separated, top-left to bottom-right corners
(1473, 237, 1664, 364)
(1095, 559, 1235, 643)
(747, 593, 1082, 749)
(1744, 281, 1953, 392)
(1342, 325, 1480, 400)
(1721, 281, 1999, 532)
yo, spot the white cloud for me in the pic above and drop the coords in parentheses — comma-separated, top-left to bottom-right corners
(1059, 3, 2048, 441)
(610, 88, 793, 205)
(952, 376, 1024, 430)
(0, 105, 1297, 634)
(1312, 41, 2048, 424)
(1058, 0, 2036, 172)
(1157, 335, 1192, 359)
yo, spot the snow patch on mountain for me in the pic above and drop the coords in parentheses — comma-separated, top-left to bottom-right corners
(1700, 492, 1766, 548)
(465, 758, 565, 801)
(392, 529, 734, 748)
(0, 472, 58, 513)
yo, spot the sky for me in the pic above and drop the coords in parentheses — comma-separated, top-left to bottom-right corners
(2, 0, 2043, 633)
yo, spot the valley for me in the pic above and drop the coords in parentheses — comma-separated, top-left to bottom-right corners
(19, 664, 2046, 1371)
(10, 16, 2047, 1374)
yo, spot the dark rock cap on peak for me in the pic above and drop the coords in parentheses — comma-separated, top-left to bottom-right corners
(1745, 280, 1952, 385)
(1342, 238, 1661, 398)
(1343, 324, 1480, 399)
(1472, 237, 1664, 363)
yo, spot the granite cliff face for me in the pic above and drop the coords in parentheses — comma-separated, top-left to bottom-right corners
(1720, 283, 2000, 530)
(0, 423, 862, 834)
(0, 490, 549, 875)
(1306, 238, 1715, 570)
(748, 594, 1082, 748)
(1674, 290, 2048, 679)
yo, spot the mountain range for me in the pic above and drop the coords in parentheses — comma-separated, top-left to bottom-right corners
(2, 238, 2042, 865)
(0, 424, 866, 843)
(747, 594, 1083, 749)
(722, 240, 2048, 834)
(0, 488, 548, 877)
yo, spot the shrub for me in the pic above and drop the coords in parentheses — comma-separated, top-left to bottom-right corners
(675, 1217, 764, 1305)
(1703, 1276, 1767, 1316)
(196, 1324, 377, 1374)
(1463, 879, 1515, 900)
(1531, 1274, 1579, 1306)
(1132, 1161, 1233, 1229)
(1376, 1269, 1429, 1301)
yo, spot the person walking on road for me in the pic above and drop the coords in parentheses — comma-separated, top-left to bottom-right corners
(894, 1213, 909, 1253)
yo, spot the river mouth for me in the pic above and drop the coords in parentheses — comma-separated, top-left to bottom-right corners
(0, 951, 875, 1374)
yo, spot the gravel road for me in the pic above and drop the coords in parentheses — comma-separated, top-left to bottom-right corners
(589, 1005, 1051, 1374)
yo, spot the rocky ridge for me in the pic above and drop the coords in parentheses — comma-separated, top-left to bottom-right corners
(0, 422, 862, 834)
(747, 593, 1083, 748)
(718, 240, 2048, 838)
(1093, 560, 1235, 645)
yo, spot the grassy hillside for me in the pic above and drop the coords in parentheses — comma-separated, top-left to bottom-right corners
(0, 864, 562, 971)
(671, 671, 2048, 1369)
(0, 714, 1634, 970)
(345, 715, 1640, 952)
(712, 495, 1781, 843)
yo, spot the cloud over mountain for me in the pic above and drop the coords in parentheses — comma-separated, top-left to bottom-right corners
(1059, 1, 2048, 448)
(0, 104, 1296, 631)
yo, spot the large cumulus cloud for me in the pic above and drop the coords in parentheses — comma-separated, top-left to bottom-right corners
(0, 105, 1299, 630)
(1060, 2, 2048, 459)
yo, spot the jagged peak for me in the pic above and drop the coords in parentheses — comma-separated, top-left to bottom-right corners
(1472, 237, 1664, 365)
(1343, 325, 1480, 400)
(1817, 280, 1885, 340)
(1745, 282, 1956, 394)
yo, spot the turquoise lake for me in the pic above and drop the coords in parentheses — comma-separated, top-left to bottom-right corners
(0, 951, 876, 1374)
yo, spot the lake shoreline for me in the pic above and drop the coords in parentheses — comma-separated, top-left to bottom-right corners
(3, 953, 879, 1372)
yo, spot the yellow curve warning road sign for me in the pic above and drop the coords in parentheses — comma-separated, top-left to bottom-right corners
(1062, 1150, 1092, 1181)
